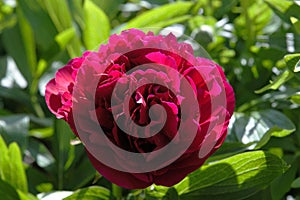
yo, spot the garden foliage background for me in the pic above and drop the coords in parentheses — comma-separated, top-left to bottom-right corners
(0, 0, 300, 199)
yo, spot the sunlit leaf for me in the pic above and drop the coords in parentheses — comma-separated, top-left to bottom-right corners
(55, 27, 76, 50)
(255, 70, 293, 94)
(83, 0, 110, 50)
(145, 185, 169, 199)
(290, 93, 300, 104)
(29, 127, 53, 139)
(235, 0, 272, 40)
(42, 0, 72, 32)
(264, 0, 293, 14)
(290, 16, 300, 34)
(42, 0, 81, 57)
(284, 53, 300, 74)
(17, 0, 58, 53)
(264, 0, 300, 23)
(0, 135, 9, 180)
(17, 190, 37, 200)
(123, 2, 193, 29)
(228, 109, 295, 149)
(63, 186, 111, 200)
(35, 183, 53, 193)
(150, 15, 191, 30)
(0, 136, 28, 194)
(175, 151, 288, 200)
(7, 143, 28, 193)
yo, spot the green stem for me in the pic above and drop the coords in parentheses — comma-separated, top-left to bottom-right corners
(29, 76, 45, 118)
(237, 98, 265, 112)
(31, 95, 45, 118)
(112, 184, 123, 200)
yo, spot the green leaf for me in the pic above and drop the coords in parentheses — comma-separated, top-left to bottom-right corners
(291, 177, 300, 188)
(26, 167, 51, 194)
(123, 2, 193, 29)
(290, 93, 300, 104)
(145, 185, 169, 199)
(17, 0, 58, 53)
(295, 59, 300, 73)
(83, 0, 110, 50)
(0, 56, 7, 80)
(42, 0, 81, 57)
(42, 0, 72, 32)
(7, 143, 28, 193)
(55, 27, 76, 50)
(0, 134, 8, 153)
(17, 190, 38, 200)
(35, 183, 53, 193)
(163, 187, 179, 200)
(207, 142, 254, 163)
(93, 0, 124, 19)
(291, 16, 300, 34)
(215, 0, 239, 18)
(0, 179, 21, 200)
(148, 15, 191, 31)
(67, 0, 85, 30)
(228, 109, 295, 149)
(175, 151, 288, 200)
(0, 135, 8, 179)
(64, 154, 96, 190)
(0, 115, 30, 151)
(29, 127, 53, 139)
(0, 138, 28, 194)
(255, 70, 293, 94)
(271, 158, 299, 200)
(0, 86, 34, 112)
(284, 53, 300, 72)
(264, 0, 293, 14)
(2, 24, 32, 82)
(244, 187, 272, 200)
(264, 0, 300, 23)
(16, 7, 37, 76)
(63, 186, 111, 200)
(0, 6, 17, 32)
(27, 138, 55, 168)
(235, 0, 272, 41)
(53, 119, 75, 189)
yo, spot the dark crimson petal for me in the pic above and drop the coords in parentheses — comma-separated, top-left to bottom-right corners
(86, 150, 152, 189)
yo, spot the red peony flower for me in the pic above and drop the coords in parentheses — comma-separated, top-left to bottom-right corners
(45, 29, 235, 189)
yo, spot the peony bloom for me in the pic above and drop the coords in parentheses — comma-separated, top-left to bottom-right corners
(45, 29, 235, 189)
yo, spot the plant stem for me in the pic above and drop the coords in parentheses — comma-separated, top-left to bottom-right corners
(29, 77, 45, 118)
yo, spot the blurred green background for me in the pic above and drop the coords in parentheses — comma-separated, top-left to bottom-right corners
(0, 0, 300, 199)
